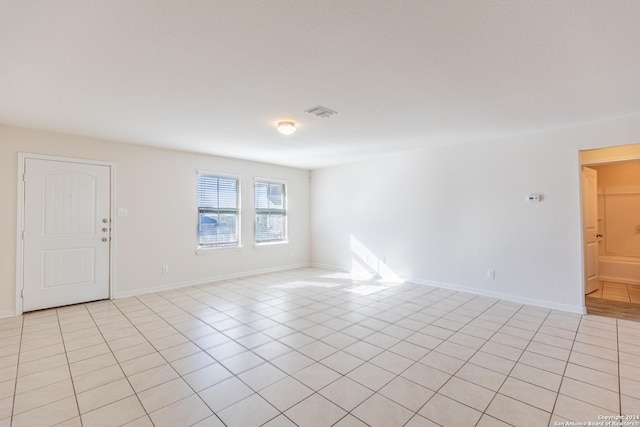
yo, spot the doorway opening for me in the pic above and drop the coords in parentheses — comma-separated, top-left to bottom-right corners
(581, 145, 640, 320)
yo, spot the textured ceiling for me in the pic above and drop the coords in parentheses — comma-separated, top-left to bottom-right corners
(2, 1, 640, 169)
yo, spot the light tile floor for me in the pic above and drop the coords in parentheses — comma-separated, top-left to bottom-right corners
(1, 268, 640, 427)
(587, 281, 640, 304)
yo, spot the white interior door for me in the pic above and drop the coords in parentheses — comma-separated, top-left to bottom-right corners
(582, 166, 600, 295)
(22, 158, 111, 311)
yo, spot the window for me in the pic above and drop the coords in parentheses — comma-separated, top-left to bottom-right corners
(197, 174, 240, 248)
(255, 180, 287, 243)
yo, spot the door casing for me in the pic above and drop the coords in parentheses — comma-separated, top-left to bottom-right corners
(16, 153, 116, 315)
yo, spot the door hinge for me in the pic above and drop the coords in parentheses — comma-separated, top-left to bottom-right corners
(21, 289, 23, 298)
(21, 231, 25, 240)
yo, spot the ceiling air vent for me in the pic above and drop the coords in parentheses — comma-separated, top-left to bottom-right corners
(304, 105, 337, 118)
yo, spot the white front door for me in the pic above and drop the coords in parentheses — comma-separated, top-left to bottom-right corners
(582, 166, 600, 295)
(22, 158, 111, 311)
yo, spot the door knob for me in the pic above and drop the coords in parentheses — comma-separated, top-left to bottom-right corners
(102, 237, 108, 242)
(102, 228, 108, 232)
(596, 234, 603, 238)
(102, 218, 109, 223)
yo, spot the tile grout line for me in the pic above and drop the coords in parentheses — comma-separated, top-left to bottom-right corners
(471, 305, 568, 425)
(82, 299, 159, 426)
(130, 291, 255, 426)
(55, 307, 85, 427)
(365, 295, 524, 426)
(8, 315, 24, 426)
(186, 278, 456, 426)
(246, 281, 445, 427)
(395, 297, 513, 427)
(401, 297, 509, 425)
(4, 269, 638, 426)
(158, 284, 298, 425)
(255, 282, 578, 426)
(180, 281, 369, 427)
(554, 316, 624, 417)
(546, 311, 582, 423)
(164, 277, 420, 425)
(317, 287, 493, 425)
(470, 306, 556, 426)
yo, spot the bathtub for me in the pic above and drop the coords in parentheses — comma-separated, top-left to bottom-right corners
(599, 255, 640, 285)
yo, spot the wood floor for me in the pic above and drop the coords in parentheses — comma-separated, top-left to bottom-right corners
(585, 281, 640, 321)
(586, 296, 640, 321)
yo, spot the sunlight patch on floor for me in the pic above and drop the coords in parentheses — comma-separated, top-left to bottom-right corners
(272, 280, 342, 289)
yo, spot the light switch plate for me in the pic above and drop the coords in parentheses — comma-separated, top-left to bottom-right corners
(117, 208, 128, 217)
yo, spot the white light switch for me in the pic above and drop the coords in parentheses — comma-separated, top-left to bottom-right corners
(117, 208, 128, 217)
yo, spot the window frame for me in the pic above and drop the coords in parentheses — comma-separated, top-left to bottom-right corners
(196, 171, 241, 251)
(254, 177, 288, 245)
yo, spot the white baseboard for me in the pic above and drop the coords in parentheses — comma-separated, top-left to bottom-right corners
(309, 264, 586, 314)
(114, 263, 310, 299)
(114, 262, 585, 314)
(310, 262, 350, 273)
(0, 310, 18, 320)
(410, 277, 586, 314)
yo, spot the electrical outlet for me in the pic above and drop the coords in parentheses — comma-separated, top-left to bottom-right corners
(486, 269, 495, 279)
(162, 265, 169, 274)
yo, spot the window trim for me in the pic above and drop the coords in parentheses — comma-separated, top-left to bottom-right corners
(197, 171, 242, 251)
(254, 177, 288, 245)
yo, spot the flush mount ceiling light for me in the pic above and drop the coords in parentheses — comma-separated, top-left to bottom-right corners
(277, 121, 296, 135)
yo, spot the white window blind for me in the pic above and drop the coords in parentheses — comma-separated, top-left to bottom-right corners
(255, 180, 287, 243)
(198, 175, 239, 247)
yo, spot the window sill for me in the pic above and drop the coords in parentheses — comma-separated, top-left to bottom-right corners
(253, 240, 289, 248)
(196, 245, 242, 255)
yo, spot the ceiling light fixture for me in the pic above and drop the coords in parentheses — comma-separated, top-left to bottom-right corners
(277, 121, 296, 135)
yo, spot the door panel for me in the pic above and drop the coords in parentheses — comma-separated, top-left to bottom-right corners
(582, 167, 599, 295)
(23, 158, 110, 311)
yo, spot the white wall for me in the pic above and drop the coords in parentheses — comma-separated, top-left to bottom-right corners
(5, 114, 640, 317)
(0, 124, 310, 317)
(311, 114, 640, 313)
